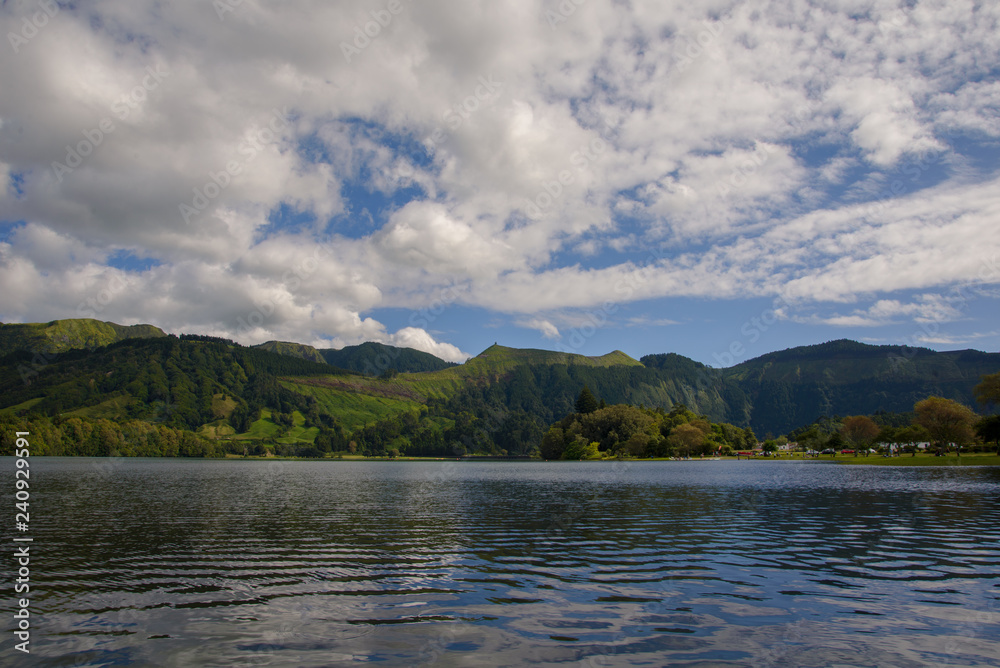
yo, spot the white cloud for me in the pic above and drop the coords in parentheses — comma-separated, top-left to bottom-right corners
(387, 327, 470, 363)
(516, 318, 561, 340)
(1, 0, 998, 353)
(807, 295, 965, 328)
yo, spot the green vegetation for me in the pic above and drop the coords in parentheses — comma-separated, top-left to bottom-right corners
(281, 378, 421, 432)
(915, 396, 977, 456)
(1, 320, 998, 462)
(976, 416, 1000, 454)
(837, 453, 1000, 466)
(974, 371, 1000, 407)
(252, 340, 327, 364)
(0, 413, 227, 457)
(541, 391, 756, 460)
(2, 319, 167, 385)
(319, 341, 457, 375)
(717, 339, 999, 435)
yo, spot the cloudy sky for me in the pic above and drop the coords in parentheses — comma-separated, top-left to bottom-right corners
(1, 0, 998, 365)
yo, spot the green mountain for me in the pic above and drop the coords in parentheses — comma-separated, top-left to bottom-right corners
(0, 334, 340, 425)
(253, 341, 327, 364)
(0, 334, 348, 457)
(0, 322, 997, 458)
(719, 339, 1000, 435)
(319, 341, 456, 375)
(0, 319, 166, 355)
(466, 344, 641, 371)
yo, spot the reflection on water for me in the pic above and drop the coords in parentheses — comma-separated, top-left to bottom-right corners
(3, 458, 999, 666)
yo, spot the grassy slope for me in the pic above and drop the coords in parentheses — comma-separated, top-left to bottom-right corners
(62, 395, 133, 419)
(278, 344, 644, 432)
(227, 408, 328, 443)
(282, 379, 423, 431)
(252, 341, 327, 364)
(0, 397, 44, 415)
(319, 341, 456, 374)
(0, 319, 167, 355)
(456, 344, 642, 373)
(834, 453, 1000, 466)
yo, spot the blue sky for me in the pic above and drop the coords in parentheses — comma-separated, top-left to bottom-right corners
(1, 0, 999, 365)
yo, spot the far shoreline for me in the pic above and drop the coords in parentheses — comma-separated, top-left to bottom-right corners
(11, 453, 1000, 467)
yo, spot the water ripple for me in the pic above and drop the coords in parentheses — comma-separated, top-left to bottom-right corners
(3, 458, 999, 667)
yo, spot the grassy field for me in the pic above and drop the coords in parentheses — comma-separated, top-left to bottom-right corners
(0, 397, 44, 415)
(282, 379, 421, 431)
(833, 453, 1000, 466)
(214, 452, 1000, 465)
(749, 452, 1000, 466)
(63, 395, 133, 419)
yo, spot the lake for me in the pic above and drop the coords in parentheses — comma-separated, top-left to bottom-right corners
(4, 458, 1000, 667)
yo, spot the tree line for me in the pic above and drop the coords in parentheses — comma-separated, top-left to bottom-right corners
(0, 414, 228, 457)
(786, 373, 1000, 456)
(539, 387, 758, 460)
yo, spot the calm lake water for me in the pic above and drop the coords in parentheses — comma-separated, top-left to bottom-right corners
(3, 458, 1000, 667)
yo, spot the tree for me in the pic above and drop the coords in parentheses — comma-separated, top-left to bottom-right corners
(840, 415, 880, 455)
(974, 372, 1000, 408)
(875, 425, 897, 447)
(668, 422, 707, 457)
(540, 426, 566, 460)
(914, 397, 977, 456)
(575, 386, 599, 414)
(827, 432, 845, 452)
(895, 424, 930, 456)
(975, 415, 1000, 455)
(562, 437, 600, 460)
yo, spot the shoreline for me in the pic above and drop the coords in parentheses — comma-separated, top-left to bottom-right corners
(9, 453, 1000, 466)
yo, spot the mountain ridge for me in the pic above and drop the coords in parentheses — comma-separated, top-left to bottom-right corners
(0, 318, 167, 357)
(1, 320, 997, 448)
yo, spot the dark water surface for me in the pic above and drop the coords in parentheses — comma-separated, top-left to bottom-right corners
(3, 458, 1000, 667)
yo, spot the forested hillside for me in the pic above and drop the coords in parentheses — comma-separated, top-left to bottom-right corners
(1, 334, 342, 430)
(0, 318, 166, 356)
(721, 340, 999, 435)
(252, 340, 327, 364)
(319, 341, 457, 375)
(1, 321, 997, 458)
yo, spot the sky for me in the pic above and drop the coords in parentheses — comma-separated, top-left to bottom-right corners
(1, 0, 999, 366)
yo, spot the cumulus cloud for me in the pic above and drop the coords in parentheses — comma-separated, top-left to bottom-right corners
(516, 318, 561, 340)
(387, 327, 470, 363)
(1, 0, 998, 355)
(810, 295, 966, 328)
